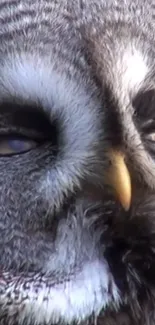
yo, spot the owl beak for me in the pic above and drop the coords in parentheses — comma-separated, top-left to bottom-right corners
(106, 151, 131, 211)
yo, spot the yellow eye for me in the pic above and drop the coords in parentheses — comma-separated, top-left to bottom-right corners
(0, 138, 37, 156)
(146, 133, 155, 142)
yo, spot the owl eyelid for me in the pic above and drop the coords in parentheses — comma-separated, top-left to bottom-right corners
(0, 132, 41, 142)
(145, 132, 155, 142)
(141, 119, 154, 128)
(0, 136, 38, 157)
(0, 101, 56, 140)
(141, 120, 155, 133)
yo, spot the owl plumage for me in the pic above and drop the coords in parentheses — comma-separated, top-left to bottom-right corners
(0, 1, 155, 325)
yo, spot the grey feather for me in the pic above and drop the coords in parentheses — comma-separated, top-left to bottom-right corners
(0, 1, 155, 325)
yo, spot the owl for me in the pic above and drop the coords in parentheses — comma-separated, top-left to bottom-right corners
(1, 0, 155, 325)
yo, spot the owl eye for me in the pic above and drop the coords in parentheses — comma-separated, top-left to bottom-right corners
(0, 137, 37, 156)
(146, 133, 155, 142)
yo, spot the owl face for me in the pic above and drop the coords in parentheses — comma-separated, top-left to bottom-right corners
(1, 1, 155, 325)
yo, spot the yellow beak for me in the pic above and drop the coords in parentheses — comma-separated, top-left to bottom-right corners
(106, 151, 131, 211)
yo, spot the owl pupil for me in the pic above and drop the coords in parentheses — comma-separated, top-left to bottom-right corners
(0, 101, 60, 155)
(8, 139, 27, 151)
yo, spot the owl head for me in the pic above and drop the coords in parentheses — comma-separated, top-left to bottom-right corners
(0, 1, 155, 325)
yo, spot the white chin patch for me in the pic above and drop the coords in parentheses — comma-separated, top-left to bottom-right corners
(3, 260, 120, 325)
